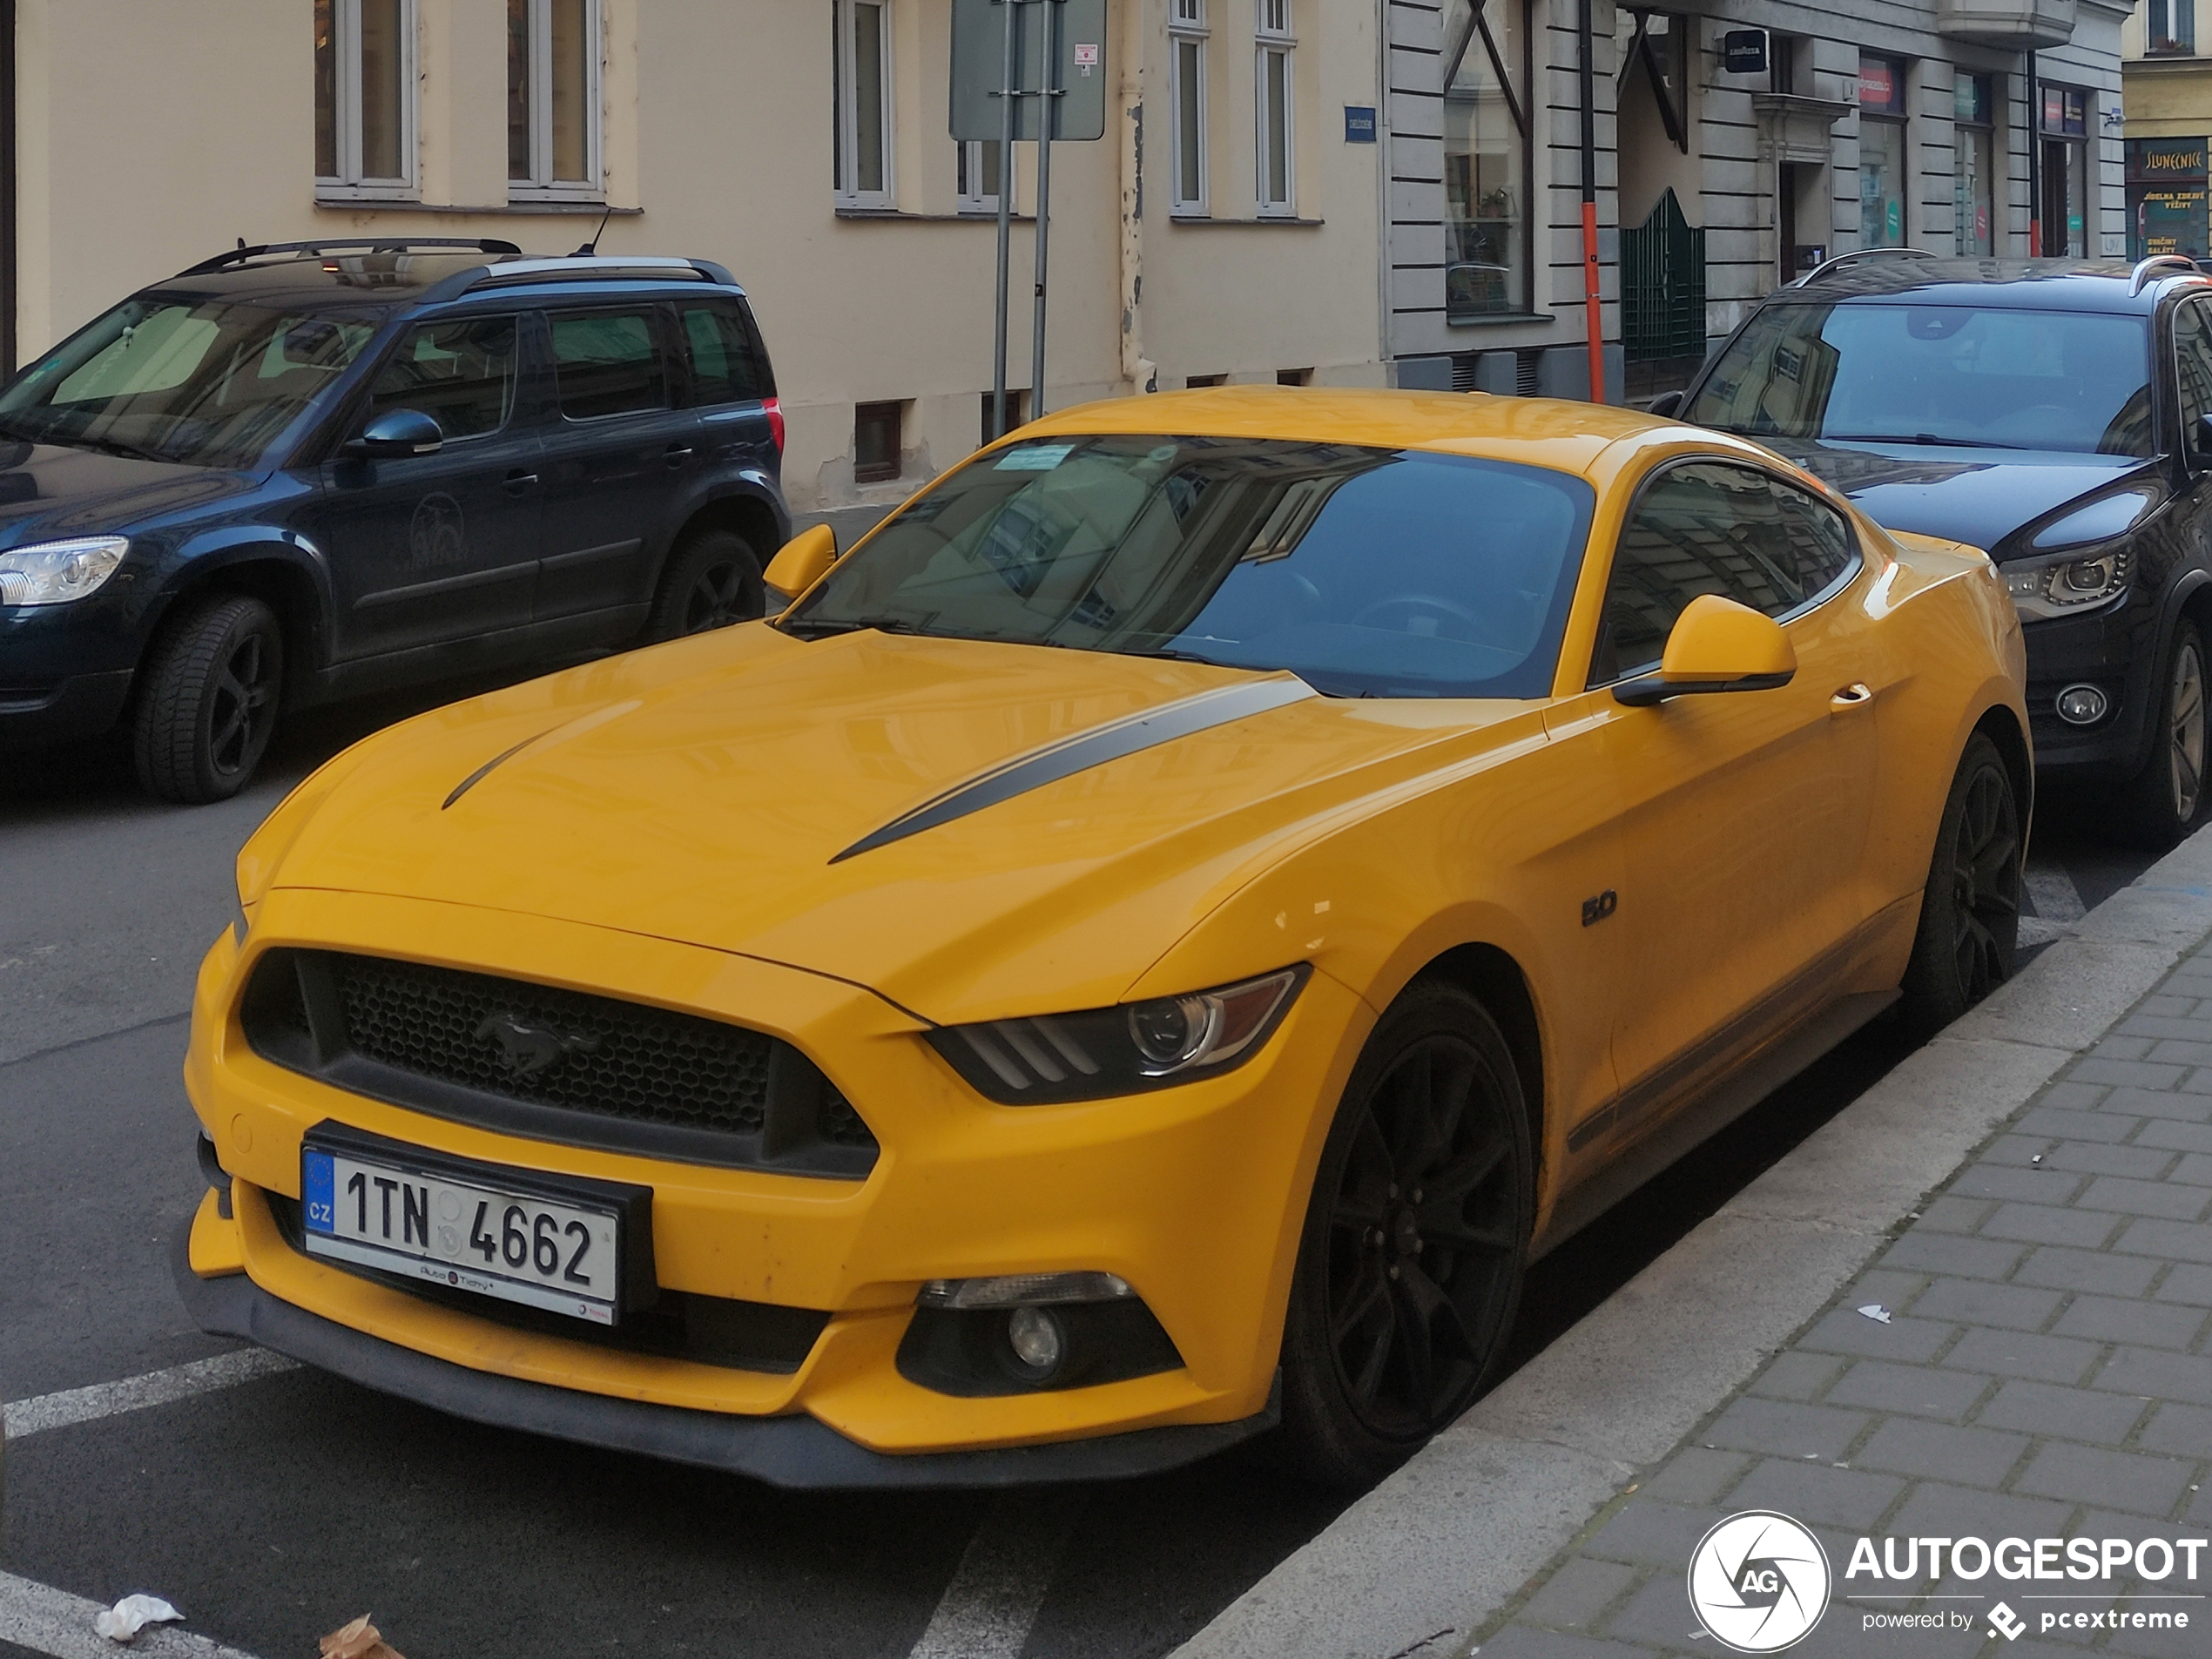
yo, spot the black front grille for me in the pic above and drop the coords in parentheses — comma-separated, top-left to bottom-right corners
(243, 948, 877, 1177)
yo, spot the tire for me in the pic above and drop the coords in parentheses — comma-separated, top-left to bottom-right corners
(131, 595, 284, 805)
(2117, 618, 2208, 850)
(1278, 980, 1534, 1492)
(647, 528, 765, 643)
(1898, 732, 2022, 1040)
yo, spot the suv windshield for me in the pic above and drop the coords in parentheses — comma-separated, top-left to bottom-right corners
(1685, 302, 2155, 458)
(0, 294, 379, 468)
(784, 434, 1595, 698)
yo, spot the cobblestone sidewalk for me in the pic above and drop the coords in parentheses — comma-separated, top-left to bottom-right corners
(1474, 941, 2212, 1659)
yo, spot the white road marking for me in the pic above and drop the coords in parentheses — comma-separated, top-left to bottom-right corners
(3, 1350, 296, 1440)
(907, 1492, 1083, 1659)
(0, 1570, 267, 1659)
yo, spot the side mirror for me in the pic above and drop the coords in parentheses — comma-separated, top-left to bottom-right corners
(763, 523, 839, 609)
(344, 407, 443, 458)
(1614, 594, 1797, 706)
(1644, 390, 1685, 418)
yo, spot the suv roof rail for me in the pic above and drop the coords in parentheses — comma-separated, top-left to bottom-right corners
(1790, 246, 1939, 288)
(421, 254, 739, 304)
(181, 237, 524, 275)
(2130, 253, 2206, 295)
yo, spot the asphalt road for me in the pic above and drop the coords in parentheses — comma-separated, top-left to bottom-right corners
(0, 671, 2163, 1659)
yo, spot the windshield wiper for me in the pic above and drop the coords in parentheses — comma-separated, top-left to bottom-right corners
(1124, 645, 1233, 668)
(1824, 432, 2030, 451)
(781, 614, 927, 641)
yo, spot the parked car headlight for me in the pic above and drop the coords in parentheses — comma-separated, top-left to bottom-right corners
(928, 966, 1309, 1103)
(2002, 546, 2131, 620)
(0, 536, 129, 606)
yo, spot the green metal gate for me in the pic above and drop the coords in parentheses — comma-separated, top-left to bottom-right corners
(1622, 188, 1706, 363)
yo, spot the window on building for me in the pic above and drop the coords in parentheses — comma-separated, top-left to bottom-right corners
(2040, 84, 2089, 256)
(2150, 0, 2196, 55)
(1955, 73, 1997, 254)
(1186, 373, 1227, 387)
(508, 0, 601, 198)
(856, 401, 905, 482)
(314, 0, 415, 197)
(981, 388, 1029, 442)
(1858, 55, 1909, 248)
(1442, 0, 1533, 319)
(550, 311, 669, 421)
(833, 0, 894, 209)
(957, 140, 1005, 214)
(1278, 367, 1314, 385)
(1171, 0, 1210, 214)
(1256, 0, 1295, 215)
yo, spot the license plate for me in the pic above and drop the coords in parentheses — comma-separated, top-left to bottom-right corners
(300, 1127, 647, 1325)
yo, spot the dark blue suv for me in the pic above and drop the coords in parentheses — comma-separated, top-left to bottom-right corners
(0, 239, 788, 800)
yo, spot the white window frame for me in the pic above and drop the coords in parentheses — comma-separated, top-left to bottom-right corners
(510, 0, 604, 200)
(1170, 0, 1210, 216)
(317, 0, 419, 200)
(956, 139, 1007, 214)
(833, 0, 896, 210)
(1255, 0, 1295, 215)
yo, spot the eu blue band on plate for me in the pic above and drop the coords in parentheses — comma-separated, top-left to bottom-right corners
(302, 1150, 335, 1234)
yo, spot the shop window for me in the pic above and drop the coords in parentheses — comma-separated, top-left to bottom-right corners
(1858, 54, 1909, 249)
(833, 0, 894, 209)
(1256, 0, 1295, 215)
(509, 0, 601, 199)
(314, 0, 415, 198)
(1170, 0, 1210, 215)
(2040, 84, 2089, 257)
(855, 401, 905, 482)
(1442, 0, 1534, 319)
(1954, 73, 1997, 255)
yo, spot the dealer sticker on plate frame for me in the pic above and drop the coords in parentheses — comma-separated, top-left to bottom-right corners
(301, 1130, 637, 1325)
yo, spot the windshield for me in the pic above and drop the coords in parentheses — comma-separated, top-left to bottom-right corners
(0, 294, 380, 467)
(1684, 302, 2155, 458)
(784, 434, 1595, 698)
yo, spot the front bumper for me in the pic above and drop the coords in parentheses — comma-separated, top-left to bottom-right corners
(183, 886, 1362, 1470)
(2018, 590, 2160, 785)
(0, 666, 132, 749)
(173, 1217, 1277, 1488)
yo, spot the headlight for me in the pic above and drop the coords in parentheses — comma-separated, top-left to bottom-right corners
(0, 536, 129, 606)
(2002, 546, 2131, 620)
(928, 966, 1309, 1103)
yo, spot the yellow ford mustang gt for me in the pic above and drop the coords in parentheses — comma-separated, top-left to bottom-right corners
(179, 388, 2027, 1489)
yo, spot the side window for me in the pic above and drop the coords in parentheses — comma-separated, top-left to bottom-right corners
(678, 304, 765, 406)
(2176, 300, 2212, 453)
(1590, 462, 1830, 686)
(366, 314, 517, 440)
(549, 309, 668, 420)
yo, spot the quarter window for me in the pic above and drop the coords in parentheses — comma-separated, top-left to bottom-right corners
(314, 0, 416, 198)
(833, 0, 895, 209)
(509, 0, 602, 199)
(679, 305, 769, 406)
(368, 316, 519, 441)
(550, 311, 668, 420)
(1592, 462, 1858, 685)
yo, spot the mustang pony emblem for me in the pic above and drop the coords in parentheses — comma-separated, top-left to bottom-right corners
(474, 1010, 601, 1077)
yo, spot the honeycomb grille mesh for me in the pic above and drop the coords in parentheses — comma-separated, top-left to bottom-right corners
(334, 955, 773, 1136)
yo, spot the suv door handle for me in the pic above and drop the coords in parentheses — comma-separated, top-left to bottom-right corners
(503, 470, 539, 493)
(664, 445, 694, 468)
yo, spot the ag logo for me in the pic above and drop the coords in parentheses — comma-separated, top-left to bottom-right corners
(1687, 1511, 1831, 1653)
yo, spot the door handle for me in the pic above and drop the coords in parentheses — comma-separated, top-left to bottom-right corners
(503, 470, 539, 493)
(1830, 682, 1874, 711)
(664, 445, 694, 468)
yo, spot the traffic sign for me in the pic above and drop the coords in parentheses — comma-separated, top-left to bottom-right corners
(950, 0, 1108, 142)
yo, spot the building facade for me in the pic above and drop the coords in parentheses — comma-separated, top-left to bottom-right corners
(2121, 0, 2212, 257)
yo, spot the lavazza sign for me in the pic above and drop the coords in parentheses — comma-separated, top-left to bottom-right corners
(1685, 1511, 2208, 1651)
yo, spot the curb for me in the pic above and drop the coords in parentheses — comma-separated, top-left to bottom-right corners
(1172, 823, 2212, 1659)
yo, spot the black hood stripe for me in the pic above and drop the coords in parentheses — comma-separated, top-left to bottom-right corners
(829, 676, 1317, 863)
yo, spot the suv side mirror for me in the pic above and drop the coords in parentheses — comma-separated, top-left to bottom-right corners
(344, 407, 443, 459)
(764, 523, 839, 609)
(1614, 594, 1797, 706)
(1645, 390, 1685, 418)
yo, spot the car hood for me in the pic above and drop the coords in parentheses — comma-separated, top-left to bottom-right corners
(1765, 440, 2148, 558)
(0, 440, 253, 543)
(259, 624, 1537, 1022)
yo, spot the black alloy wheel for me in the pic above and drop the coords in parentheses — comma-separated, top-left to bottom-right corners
(2120, 619, 2207, 848)
(1899, 732, 2021, 1037)
(132, 594, 286, 805)
(1279, 981, 1532, 1490)
(648, 528, 765, 642)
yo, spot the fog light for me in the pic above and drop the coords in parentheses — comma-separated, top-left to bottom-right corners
(2056, 683, 2109, 725)
(1007, 1305, 1065, 1373)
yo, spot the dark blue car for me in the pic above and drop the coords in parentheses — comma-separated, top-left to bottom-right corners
(0, 239, 788, 800)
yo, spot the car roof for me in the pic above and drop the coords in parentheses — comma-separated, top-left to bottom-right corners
(1775, 256, 2203, 313)
(141, 245, 743, 311)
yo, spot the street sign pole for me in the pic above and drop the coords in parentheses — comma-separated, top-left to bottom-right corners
(991, 0, 1018, 441)
(1030, 0, 1058, 419)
